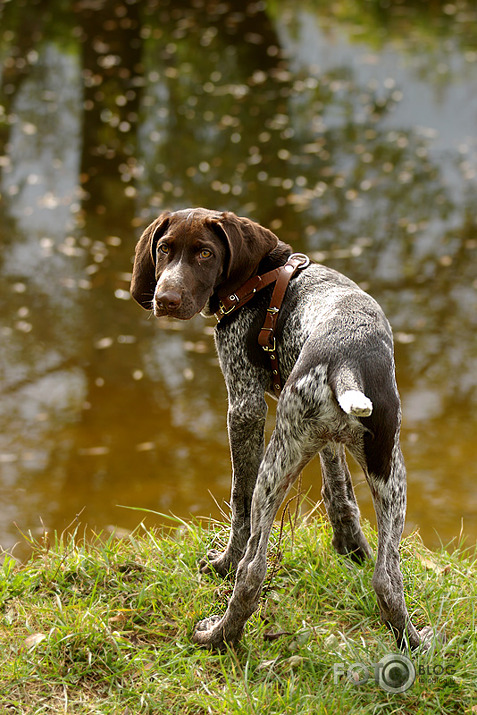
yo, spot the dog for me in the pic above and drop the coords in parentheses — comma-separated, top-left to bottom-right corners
(130, 207, 431, 651)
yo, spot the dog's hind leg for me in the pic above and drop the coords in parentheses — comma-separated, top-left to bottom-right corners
(193, 388, 316, 649)
(367, 439, 422, 649)
(350, 401, 425, 650)
(320, 444, 372, 563)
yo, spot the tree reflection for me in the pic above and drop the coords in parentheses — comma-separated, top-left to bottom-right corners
(0, 0, 476, 553)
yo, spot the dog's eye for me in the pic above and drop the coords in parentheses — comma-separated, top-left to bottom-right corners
(199, 248, 213, 259)
(157, 243, 169, 255)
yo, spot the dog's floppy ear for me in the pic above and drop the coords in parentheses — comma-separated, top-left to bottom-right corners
(207, 211, 279, 293)
(130, 212, 171, 309)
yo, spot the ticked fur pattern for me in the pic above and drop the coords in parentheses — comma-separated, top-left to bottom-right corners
(130, 208, 433, 652)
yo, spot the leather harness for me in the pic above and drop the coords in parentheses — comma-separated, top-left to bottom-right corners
(215, 252, 310, 397)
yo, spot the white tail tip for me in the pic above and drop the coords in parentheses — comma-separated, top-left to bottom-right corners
(338, 390, 373, 417)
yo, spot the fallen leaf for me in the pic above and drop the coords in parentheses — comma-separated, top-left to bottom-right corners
(24, 633, 46, 649)
(284, 655, 304, 669)
(257, 658, 278, 671)
(416, 553, 450, 575)
(108, 612, 131, 626)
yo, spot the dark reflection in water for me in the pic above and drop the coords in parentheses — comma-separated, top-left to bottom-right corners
(1, 0, 476, 558)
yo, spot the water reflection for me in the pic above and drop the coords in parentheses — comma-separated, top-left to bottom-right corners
(0, 0, 476, 558)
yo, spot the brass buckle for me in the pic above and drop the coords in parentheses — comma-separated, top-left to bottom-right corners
(218, 295, 239, 316)
(262, 337, 276, 353)
(218, 303, 235, 316)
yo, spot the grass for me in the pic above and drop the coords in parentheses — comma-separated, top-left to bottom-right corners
(0, 512, 476, 714)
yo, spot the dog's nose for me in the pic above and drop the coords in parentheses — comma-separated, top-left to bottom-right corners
(156, 290, 182, 311)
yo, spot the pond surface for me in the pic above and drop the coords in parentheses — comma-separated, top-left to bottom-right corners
(1, 0, 477, 559)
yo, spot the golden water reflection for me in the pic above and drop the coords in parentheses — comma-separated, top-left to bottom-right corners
(1, 0, 476, 558)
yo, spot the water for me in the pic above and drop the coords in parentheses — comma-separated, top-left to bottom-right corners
(1, 0, 476, 559)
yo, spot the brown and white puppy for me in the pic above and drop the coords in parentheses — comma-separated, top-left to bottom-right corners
(131, 207, 434, 653)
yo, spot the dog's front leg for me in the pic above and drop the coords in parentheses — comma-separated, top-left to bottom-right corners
(199, 392, 267, 577)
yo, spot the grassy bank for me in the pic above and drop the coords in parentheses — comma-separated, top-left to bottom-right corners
(0, 514, 475, 714)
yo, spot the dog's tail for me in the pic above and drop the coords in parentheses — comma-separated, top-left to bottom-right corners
(337, 389, 373, 417)
(332, 366, 373, 417)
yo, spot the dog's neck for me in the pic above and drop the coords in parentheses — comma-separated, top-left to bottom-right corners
(256, 240, 294, 273)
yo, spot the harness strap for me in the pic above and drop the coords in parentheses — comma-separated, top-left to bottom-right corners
(215, 252, 310, 397)
(215, 268, 282, 319)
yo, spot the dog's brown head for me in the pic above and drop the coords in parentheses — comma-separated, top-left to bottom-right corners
(130, 208, 283, 320)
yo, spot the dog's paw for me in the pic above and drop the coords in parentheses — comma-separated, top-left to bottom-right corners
(332, 531, 373, 564)
(338, 390, 373, 417)
(199, 549, 235, 577)
(417, 625, 447, 652)
(192, 615, 228, 650)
